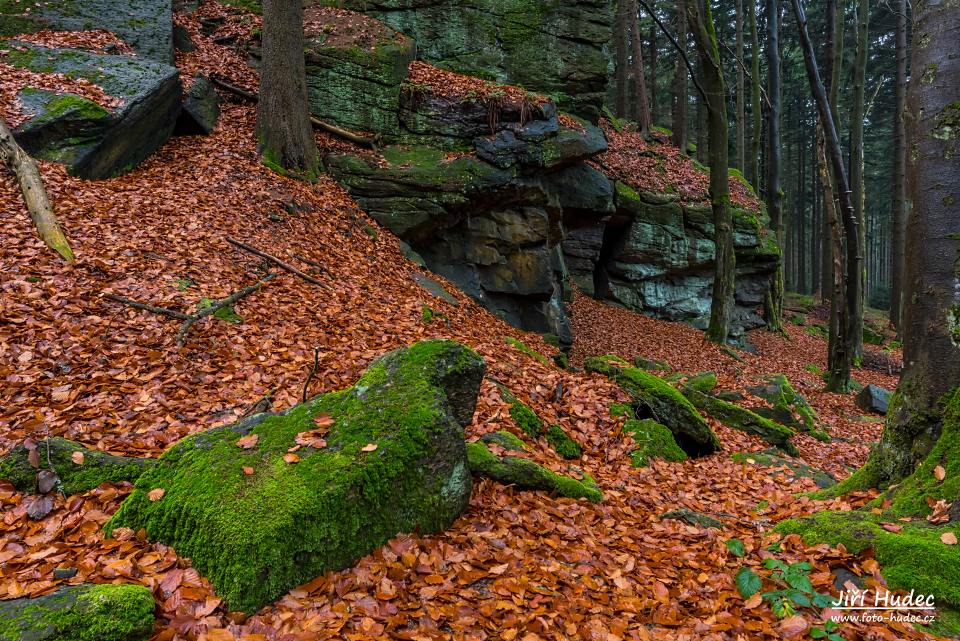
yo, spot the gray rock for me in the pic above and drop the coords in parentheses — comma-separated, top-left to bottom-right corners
(173, 24, 196, 53)
(8, 43, 181, 179)
(411, 272, 459, 306)
(177, 75, 220, 135)
(856, 384, 892, 415)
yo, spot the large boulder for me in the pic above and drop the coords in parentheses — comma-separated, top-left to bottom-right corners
(106, 340, 485, 613)
(5, 43, 181, 179)
(856, 384, 892, 415)
(0, 583, 155, 641)
(0, 0, 173, 62)
(336, 0, 612, 121)
(682, 385, 798, 456)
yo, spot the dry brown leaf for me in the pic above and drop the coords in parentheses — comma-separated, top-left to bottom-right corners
(242, 466, 255, 476)
(71, 451, 84, 465)
(743, 592, 762, 609)
(361, 443, 378, 453)
(283, 453, 300, 464)
(148, 488, 166, 502)
(941, 532, 957, 545)
(237, 434, 259, 449)
(779, 615, 808, 638)
(934, 465, 946, 481)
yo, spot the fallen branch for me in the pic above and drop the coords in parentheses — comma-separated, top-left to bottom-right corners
(210, 75, 378, 149)
(302, 347, 320, 403)
(104, 274, 276, 346)
(0, 117, 74, 261)
(227, 237, 328, 288)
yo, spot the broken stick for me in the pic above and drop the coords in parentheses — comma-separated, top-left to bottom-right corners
(0, 117, 74, 261)
(104, 274, 276, 346)
(227, 237, 327, 288)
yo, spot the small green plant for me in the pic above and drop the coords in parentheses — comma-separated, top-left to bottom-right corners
(724, 538, 746, 557)
(735, 558, 835, 619)
(175, 277, 193, 291)
(197, 299, 242, 323)
(805, 364, 823, 376)
(810, 620, 844, 640)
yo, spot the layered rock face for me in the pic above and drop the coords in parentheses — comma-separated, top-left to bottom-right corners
(330, 0, 612, 121)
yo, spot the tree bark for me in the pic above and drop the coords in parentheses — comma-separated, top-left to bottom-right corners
(687, 0, 733, 344)
(671, 0, 688, 151)
(791, 0, 861, 392)
(615, 0, 631, 117)
(0, 118, 74, 261)
(735, 0, 745, 172)
(630, 0, 652, 133)
(748, 0, 761, 188)
(256, 0, 317, 179)
(763, 0, 784, 332)
(850, 0, 869, 358)
(820, 0, 844, 302)
(649, 19, 659, 124)
(889, 0, 907, 331)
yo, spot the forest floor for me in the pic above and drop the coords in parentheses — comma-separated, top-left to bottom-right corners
(0, 6, 943, 641)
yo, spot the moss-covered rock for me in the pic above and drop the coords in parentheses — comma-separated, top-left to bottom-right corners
(622, 419, 687, 467)
(106, 340, 485, 613)
(544, 424, 581, 459)
(660, 508, 723, 529)
(504, 336, 550, 366)
(747, 373, 819, 433)
(0, 438, 155, 495)
(497, 385, 581, 458)
(6, 43, 181, 179)
(480, 430, 527, 452)
(682, 387, 798, 456)
(0, 583, 155, 641)
(634, 357, 672, 372)
(585, 355, 720, 456)
(609, 402, 635, 419)
(466, 441, 601, 502)
(776, 511, 960, 611)
(731, 449, 836, 488)
(685, 371, 717, 394)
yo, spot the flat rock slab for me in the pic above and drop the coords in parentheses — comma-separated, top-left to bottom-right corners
(856, 384, 892, 415)
(106, 340, 485, 613)
(0, 583, 155, 641)
(6, 43, 181, 179)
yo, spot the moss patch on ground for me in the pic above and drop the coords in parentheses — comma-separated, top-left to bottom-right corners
(504, 336, 550, 366)
(622, 419, 687, 467)
(732, 449, 835, 488)
(466, 441, 601, 503)
(499, 385, 582, 459)
(107, 340, 484, 613)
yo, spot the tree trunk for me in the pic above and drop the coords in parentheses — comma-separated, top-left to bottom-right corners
(748, 0, 761, 189)
(630, 0, 652, 133)
(0, 118, 74, 261)
(889, 0, 907, 331)
(791, 0, 861, 392)
(817, 124, 847, 394)
(687, 0, 733, 344)
(671, 0, 688, 151)
(256, 0, 317, 179)
(821, 0, 844, 302)
(616, 0, 631, 117)
(850, 0, 869, 359)
(735, 0, 745, 172)
(649, 20, 659, 125)
(763, 0, 784, 332)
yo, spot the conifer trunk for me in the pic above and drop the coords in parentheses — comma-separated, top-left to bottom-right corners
(889, 0, 907, 331)
(671, 0, 688, 151)
(763, 0, 784, 332)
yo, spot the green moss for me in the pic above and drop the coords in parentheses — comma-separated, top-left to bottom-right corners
(106, 340, 483, 613)
(504, 336, 550, 366)
(544, 424, 581, 459)
(685, 372, 718, 394)
(684, 386, 798, 455)
(747, 373, 819, 433)
(465, 441, 601, 503)
(501, 387, 543, 440)
(481, 430, 527, 452)
(29, 91, 110, 125)
(732, 449, 836, 488)
(585, 355, 720, 455)
(0, 437, 154, 495)
(623, 419, 687, 467)
(0, 583, 155, 641)
(634, 356, 672, 372)
(609, 403, 635, 419)
(421, 305, 435, 323)
(660, 508, 723, 529)
(776, 511, 960, 610)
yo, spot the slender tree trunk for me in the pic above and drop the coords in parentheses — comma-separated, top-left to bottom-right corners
(671, 0, 688, 150)
(735, 0, 746, 172)
(256, 0, 317, 178)
(630, 0, 652, 133)
(0, 118, 74, 261)
(890, 0, 907, 331)
(763, 0, 784, 331)
(696, 82, 707, 163)
(616, 0, 631, 117)
(791, 0, 861, 392)
(817, 124, 847, 392)
(850, 0, 869, 358)
(821, 0, 844, 301)
(687, 0, 734, 344)
(748, 0, 761, 189)
(649, 20, 659, 125)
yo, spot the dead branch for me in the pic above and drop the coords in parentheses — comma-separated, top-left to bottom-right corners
(0, 117, 74, 261)
(302, 347, 320, 403)
(227, 237, 328, 288)
(104, 274, 275, 346)
(210, 75, 378, 148)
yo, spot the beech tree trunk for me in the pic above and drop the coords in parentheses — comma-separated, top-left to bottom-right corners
(763, 0, 784, 332)
(256, 0, 317, 179)
(791, 0, 861, 392)
(687, 0, 733, 344)
(748, 0, 761, 188)
(850, 0, 869, 359)
(820, 0, 844, 302)
(671, 0, 688, 151)
(0, 118, 74, 261)
(630, 0, 652, 133)
(889, 0, 907, 331)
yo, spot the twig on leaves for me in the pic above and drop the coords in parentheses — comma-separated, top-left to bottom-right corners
(302, 347, 320, 403)
(227, 237, 328, 288)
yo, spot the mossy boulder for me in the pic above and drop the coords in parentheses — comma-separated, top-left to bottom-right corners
(685, 372, 718, 394)
(0, 583, 155, 641)
(622, 419, 687, 467)
(6, 43, 181, 179)
(544, 424, 582, 459)
(682, 386, 798, 456)
(480, 430, 527, 452)
(466, 441, 600, 502)
(731, 449, 836, 488)
(106, 340, 485, 613)
(747, 373, 819, 433)
(498, 385, 581, 458)
(584, 355, 720, 456)
(634, 357, 671, 372)
(0, 437, 155, 495)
